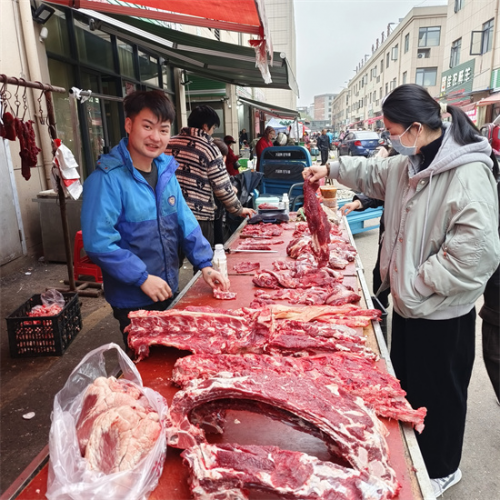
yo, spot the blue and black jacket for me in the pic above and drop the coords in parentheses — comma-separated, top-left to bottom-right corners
(81, 138, 213, 308)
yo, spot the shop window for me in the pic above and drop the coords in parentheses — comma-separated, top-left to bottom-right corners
(139, 51, 160, 88)
(418, 26, 441, 47)
(44, 9, 70, 57)
(74, 19, 114, 70)
(117, 40, 136, 79)
(450, 38, 461, 68)
(471, 19, 494, 55)
(404, 33, 410, 53)
(416, 67, 437, 87)
(122, 81, 138, 96)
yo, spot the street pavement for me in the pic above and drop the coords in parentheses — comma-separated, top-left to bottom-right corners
(0, 213, 499, 498)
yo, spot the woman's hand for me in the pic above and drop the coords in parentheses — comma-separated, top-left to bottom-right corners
(202, 267, 230, 291)
(302, 164, 328, 182)
(340, 200, 362, 215)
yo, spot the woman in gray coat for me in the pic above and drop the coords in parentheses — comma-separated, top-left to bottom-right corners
(304, 84, 500, 498)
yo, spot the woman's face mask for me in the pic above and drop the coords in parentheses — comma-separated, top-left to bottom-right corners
(390, 123, 422, 156)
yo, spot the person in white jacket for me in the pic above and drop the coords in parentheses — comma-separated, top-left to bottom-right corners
(304, 84, 500, 498)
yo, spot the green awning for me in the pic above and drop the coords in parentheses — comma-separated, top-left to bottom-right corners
(74, 8, 297, 92)
(238, 96, 300, 119)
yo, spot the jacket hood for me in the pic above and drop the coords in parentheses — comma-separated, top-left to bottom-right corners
(96, 137, 178, 179)
(409, 122, 493, 181)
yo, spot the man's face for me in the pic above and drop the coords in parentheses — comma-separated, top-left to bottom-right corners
(322, 129, 326, 135)
(269, 130, 276, 140)
(125, 108, 171, 161)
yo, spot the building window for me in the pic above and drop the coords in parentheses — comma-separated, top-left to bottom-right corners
(385, 82, 389, 95)
(418, 48, 431, 59)
(390, 78, 397, 91)
(74, 19, 114, 70)
(418, 26, 441, 47)
(470, 19, 494, 55)
(454, 0, 464, 13)
(404, 33, 410, 53)
(416, 67, 437, 87)
(117, 40, 136, 79)
(403, 71, 407, 84)
(139, 51, 160, 88)
(386, 52, 390, 68)
(450, 38, 462, 68)
(380, 59, 384, 73)
(391, 44, 399, 61)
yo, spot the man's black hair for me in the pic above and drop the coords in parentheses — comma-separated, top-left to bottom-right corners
(123, 90, 175, 124)
(188, 105, 220, 129)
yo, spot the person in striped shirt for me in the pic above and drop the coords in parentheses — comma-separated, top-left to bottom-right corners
(166, 105, 255, 249)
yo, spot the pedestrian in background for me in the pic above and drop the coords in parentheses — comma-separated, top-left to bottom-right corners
(316, 129, 331, 165)
(223, 135, 240, 176)
(255, 126, 275, 172)
(304, 83, 500, 498)
(239, 128, 248, 148)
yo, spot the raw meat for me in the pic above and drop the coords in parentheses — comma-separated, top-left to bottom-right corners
(232, 261, 260, 273)
(253, 284, 361, 307)
(213, 289, 237, 300)
(126, 305, 379, 361)
(182, 443, 395, 500)
(235, 239, 283, 251)
(252, 266, 342, 290)
(240, 224, 283, 238)
(172, 353, 426, 432)
(303, 177, 331, 267)
(258, 203, 279, 209)
(166, 371, 400, 497)
(75, 376, 161, 473)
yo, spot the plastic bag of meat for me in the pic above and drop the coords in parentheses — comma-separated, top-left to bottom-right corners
(46, 343, 168, 500)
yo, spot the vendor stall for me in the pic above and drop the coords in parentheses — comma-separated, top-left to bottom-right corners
(5, 204, 434, 500)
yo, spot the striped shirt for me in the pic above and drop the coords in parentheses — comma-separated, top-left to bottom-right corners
(167, 128, 243, 221)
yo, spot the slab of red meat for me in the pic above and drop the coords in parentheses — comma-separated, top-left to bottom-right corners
(182, 443, 394, 500)
(232, 261, 260, 273)
(253, 267, 342, 290)
(166, 372, 400, 498)
(172, 353, 426, 433)
(76, 377, 161, 473)
(212, 289, 237, 300)
(286, 235, 312, 259)
(126, 309, 260, 361)
(303, 177, 331, 267)
(258, 203, 280, 210)
(240, 224, 283, 238)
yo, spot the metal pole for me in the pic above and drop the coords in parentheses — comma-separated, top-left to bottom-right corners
(45, 90, 76, 291)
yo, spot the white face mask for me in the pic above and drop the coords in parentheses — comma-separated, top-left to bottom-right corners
(390, 123, 422, 156)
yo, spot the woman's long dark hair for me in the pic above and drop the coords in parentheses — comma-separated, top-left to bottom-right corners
(383, 84, 499, 178)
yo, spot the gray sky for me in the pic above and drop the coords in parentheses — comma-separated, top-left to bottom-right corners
(294, 0, 448, 106)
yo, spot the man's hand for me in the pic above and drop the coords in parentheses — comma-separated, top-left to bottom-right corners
(340, 200, 362, 216)
(302, 164, 328, 183)
(140, 275, 173, 302)
(201, 267, 230, 291)
(239, 207, 256, 218)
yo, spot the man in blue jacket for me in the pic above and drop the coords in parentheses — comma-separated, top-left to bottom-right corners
(81, 90, 229, 346)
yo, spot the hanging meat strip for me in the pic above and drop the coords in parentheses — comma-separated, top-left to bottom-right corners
(15, 119, 41, 180)
(303, 176, 331, 267)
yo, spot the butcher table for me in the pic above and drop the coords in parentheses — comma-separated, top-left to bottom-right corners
(4, 216, 435, 500)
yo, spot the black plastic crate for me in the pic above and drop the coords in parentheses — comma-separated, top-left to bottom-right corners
(6, 293, 82, 357)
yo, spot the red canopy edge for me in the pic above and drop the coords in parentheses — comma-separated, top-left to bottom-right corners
(47, 0, 262, 34)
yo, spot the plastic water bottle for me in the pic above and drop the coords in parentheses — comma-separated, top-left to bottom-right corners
(213, 244, 228, 279)
(282, 193, 289, 214)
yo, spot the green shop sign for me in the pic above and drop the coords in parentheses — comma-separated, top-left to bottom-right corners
(440, 59, 475, 96)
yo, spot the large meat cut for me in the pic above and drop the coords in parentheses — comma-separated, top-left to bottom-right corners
(303, 177, 331, 267)
(232, 261, 260, 273)
(182, 443, 395, 500)
(172, 353, 426, 432)
(252, 266, 343, 290)
(75, 376, 161, 474)
(166, 369, 401, 498)
(126, 306, 379, 361)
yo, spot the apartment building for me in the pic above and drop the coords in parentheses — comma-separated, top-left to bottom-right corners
(440, 0, 500, 125)
(332, 0, 500, 132)
(314, 93, 337, 121)
(332, 5, 447, 131)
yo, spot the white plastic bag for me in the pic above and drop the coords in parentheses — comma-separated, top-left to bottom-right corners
(46, 343, 168, 500)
